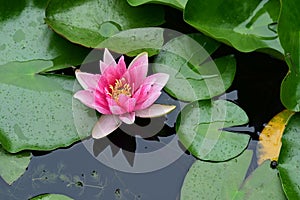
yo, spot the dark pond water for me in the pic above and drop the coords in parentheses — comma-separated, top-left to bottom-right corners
(0, 47, 288, 200)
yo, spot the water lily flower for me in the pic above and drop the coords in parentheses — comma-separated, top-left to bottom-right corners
(74, 49, 176, 139)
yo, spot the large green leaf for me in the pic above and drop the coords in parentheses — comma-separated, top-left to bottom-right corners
(184, 0, 283, 54)
(278, 0, 300, 111)
(153, 34, 236, 101)
(96, 28, 164, 57)
(0, 146, 31, 185)
(127, 0, 187, 10)
(0, 60, 96, 153)
(176, 100, 250, 161)
(30, 194, 73, 200)
(181, 150, 286, 199)
(278, 113, 300, 199)
(0, 0, 92, 70)
(280, 73, 300, 112)
(45, 0, 165, 56)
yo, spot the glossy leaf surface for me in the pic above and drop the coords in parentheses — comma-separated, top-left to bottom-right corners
(30, 194, 73, 200)
(0, 0, 92, 70)
(45, 0, 164, 56)
(176, 100, 250, 161)
(278, 113, 300, 199)
(278, 0, 300, 111)
(0, 146, 31, 185)
(153, 34, 236, 101)
(184, 0, 283, 53)
(0, 60, 96, 153)
(127, 0, 187, 10)
(181, 150, 286, 199)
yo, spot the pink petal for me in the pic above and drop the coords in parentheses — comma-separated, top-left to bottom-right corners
(74, 90, 111, 114)
(92, 115, 122, 139)
(125, 52, 148, 89)
(128, 52, 148, 71)
(135, 104, 176, 118)
(100, 61, 109, 75)
(116, 56, 126, 77)
(74, 90, 95, 109)
(135, 92, 161, 110)
(102, 65, 122, 85)
(118, 95, 136, 113)
(104, 49, 116, 65)
(107, 98, 126, 115)
(75, 71, 100, 90)
(132, 84, 152, 104)
(95, 106, 111, 115)
(119, 112, 135, 124)
(142, 73, 169, 90)
(94, 95, 111, 115)
(132, 73, 169, 104)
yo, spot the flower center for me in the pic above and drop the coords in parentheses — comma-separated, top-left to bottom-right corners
(108, 78, 132, 101)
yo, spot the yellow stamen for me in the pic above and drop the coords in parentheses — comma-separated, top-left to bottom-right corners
(108, 78, 132, 101)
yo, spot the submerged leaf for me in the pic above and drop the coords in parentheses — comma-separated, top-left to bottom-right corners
(0, 146, 31, 185)
(176, 100, 250, 161)
(257, 109, 295, 165)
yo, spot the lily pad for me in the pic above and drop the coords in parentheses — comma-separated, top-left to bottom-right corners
(153, 34, 236, 101)
(30, 194, 73, 200)
(181, 150, 286, 199)
(278, 0, 300, 111)
(176, 100, 250, 161)
(0, 60, 96, 153)
(97, 28, 164, 56)
(0, 0, 92, 70)
(127, 0, 187, 10)
(0, 146, 31, 185)
(45, 0, 164, 56)
(278, 113, 300, 199)
(184, 0, 283, 54)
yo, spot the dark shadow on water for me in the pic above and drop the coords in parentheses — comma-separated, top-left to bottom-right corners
(93, 129, 137, 166)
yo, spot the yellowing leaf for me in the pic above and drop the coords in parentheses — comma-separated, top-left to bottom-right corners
(257, 109, 295, 165)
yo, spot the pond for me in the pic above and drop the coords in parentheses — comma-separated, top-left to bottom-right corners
(0, 48, 288, 199)
(1, 1, 299, 199)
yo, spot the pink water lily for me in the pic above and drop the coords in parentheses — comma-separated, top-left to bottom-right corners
(74, 49, 176, 139)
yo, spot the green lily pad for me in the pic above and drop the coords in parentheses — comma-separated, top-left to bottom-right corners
(0, 60, 96, 153)
(127, 0, 187, 10)
(176, 100, 250, 161)
(0, 0, 92, 70)
(181, 150, 286, 199)
(45, 0, 164, 56)
(278, 0, 300, 111)
(0, 146, 31, 185)
(153, 34, 236, 101)
(30, 194, 73, 200)
(97, 28, 164, 57)
(278, 113, 300, 199)
(280, 73, 300, 112)
(184, 0, 283, 54)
